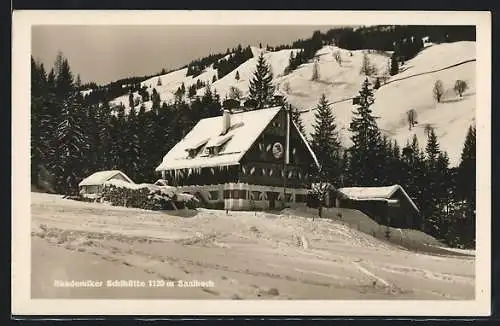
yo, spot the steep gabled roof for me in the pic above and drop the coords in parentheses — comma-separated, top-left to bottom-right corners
(292, 120, 320, 169)
(155, 106, 319, 171)
(337, 184, 419, 212)
(78, 170, 134, 186)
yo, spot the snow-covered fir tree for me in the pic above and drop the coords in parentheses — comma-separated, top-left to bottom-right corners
(310, 94, 342, 185)
(248, 52, 275, 110)
(50, 93, 89, 195)
(390, 53, 399, 76)
(348, 78, 383, 186)
(290, 105, 306, 139)
(124, 106, 142, 181)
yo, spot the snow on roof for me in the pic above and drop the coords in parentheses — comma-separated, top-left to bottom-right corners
(78, 170, 134, 187)
(156, 107, 281, 171)
(156, 106, 320, 171)
(337, 184, 419, 212)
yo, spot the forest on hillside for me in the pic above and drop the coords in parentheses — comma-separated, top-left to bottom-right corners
(78, 25, 475, 102)
(31, 43, 476, 249)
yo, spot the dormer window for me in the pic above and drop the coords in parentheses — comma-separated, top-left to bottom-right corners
(185, 138, 209, 159)
(206, 146, 219, 156)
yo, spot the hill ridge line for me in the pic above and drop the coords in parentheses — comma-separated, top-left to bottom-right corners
(297, 58, 476, 114)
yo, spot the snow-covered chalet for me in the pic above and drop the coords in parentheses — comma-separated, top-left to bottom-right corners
(336, 185, 421, 229)
(155, 105, 320, 210)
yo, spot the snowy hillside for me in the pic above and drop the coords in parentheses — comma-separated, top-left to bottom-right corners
(277, 41, 475, 167)
(208, 47, 300, 100)
(109, 41, 476, 167)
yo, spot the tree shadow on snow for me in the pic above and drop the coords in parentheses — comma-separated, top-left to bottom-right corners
(441, 97, 465, 104)
(161, 209, 200, 218)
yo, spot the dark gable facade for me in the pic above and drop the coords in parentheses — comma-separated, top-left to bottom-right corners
(239, 109, 316, 189)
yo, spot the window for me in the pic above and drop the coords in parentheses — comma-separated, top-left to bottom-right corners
(295, 194, 306, 203)
(251, 191, 261, 200)
(209, 191, 219, 200)
(224, 190, 247, 199)
(206, 146, 218, 156)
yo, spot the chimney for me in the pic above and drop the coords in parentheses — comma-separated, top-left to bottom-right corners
(221, 109, 231, 135)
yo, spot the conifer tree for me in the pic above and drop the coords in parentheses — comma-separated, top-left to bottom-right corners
(31, 58, 52, 183)
(290, 105, 306, 138)
(425, 127, 440, 164)
(151, 88, 161, 113)
(457, 124, 476, 203)
(348, 79, 382, 186)
(248, 53, 275, 110)
(50, 94, 89, 195)
(310, 94, 341, 185)
(200, 84, 222, 118)
(456, 125, 476, 248)
(286, 52, 295, 73)
(75, 74, 82, 89)
(83, 104, 100, 173)
(128, 91, 135, 109)
(95, 102, 113, 170)
(55, 57, 74, 99)
(456, 125, 476, 247)
(212, 75, 217, 83)
(110, 104, 127, 170)
(124, 106, 142, 181)
(235, 70, 240, 81)
(390, 53, 399, 76)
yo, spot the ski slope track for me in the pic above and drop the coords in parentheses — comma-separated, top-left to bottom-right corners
(109, 41, 476, 167)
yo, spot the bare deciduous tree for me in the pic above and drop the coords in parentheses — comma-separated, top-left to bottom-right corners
(311, 181, 333, 221)
(311, 59, 320, 81)
(333, 51, 342, 66)
(424, 123, 434, 137)
(228, 86, 243, 100)
(360, 53, 377, 76)
(433, 80, 445, 103)
(282, 81, 291, 93)
(407, 109, 418, 130)
(454, 79, 468, 97)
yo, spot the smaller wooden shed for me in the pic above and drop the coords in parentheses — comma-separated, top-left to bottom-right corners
(78, 170, 134, 198)
(336, 185, 421, 229)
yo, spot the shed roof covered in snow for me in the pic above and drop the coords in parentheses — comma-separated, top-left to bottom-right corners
(337, 184, 419, 212)
(78, 170, 134, 187)
(155, 106, 319, 171)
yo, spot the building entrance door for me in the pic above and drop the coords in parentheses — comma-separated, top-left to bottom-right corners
(267, 192, 277, 210)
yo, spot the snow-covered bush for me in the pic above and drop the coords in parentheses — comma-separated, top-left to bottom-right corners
(101, 180, 198, 210)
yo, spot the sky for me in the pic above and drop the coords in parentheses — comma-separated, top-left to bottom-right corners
(32, 25, 341, 85)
